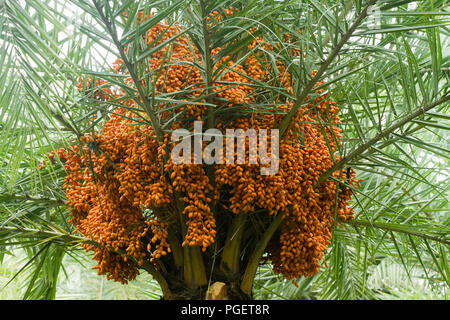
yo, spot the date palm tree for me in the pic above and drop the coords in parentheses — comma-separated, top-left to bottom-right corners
(0, 0, 448, 300)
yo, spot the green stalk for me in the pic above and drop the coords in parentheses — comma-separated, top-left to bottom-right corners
(220, 212, 247, 277)
(184, 245, 208, 288)
(176, 195, 207, 288)
(167, 227, 183, 270)
(240, 213, 283, 295)
(199, 0, 215, 130)
(198, 0, 217, 197)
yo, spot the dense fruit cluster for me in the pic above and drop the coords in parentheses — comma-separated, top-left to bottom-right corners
(53, 8, 359, 284)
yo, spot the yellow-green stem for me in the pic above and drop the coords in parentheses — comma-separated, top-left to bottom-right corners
(167, 228, 183, 270)
(184, 245, 207, 288)
(176, 193, 207, 288)
(240, 213, 283, 295)
(220, 212, 247, 277)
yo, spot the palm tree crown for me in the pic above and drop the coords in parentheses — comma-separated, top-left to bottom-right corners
(0, 0, 448, 300)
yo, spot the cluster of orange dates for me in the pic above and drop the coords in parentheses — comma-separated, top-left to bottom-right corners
(48, 8, 358, 284)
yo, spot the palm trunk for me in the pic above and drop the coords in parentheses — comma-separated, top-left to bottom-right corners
(152, 210, 282, 300)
